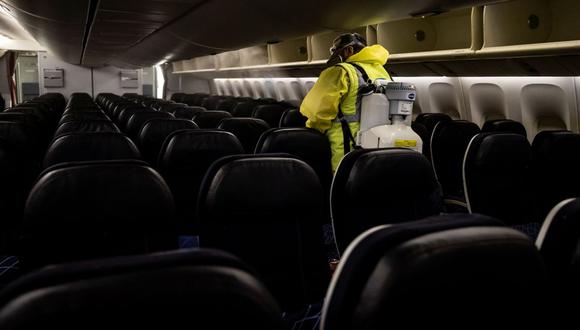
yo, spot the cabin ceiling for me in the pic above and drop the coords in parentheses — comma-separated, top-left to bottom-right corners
(1, 0, 508, 68)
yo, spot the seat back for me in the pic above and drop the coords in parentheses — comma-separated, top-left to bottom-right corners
(197, 155, 330, 310)
(331, 148, 443, 254)
(430, 120, 480, 198)
(22, 160, 177, 269)
(321, 215, 546, 329)
(158, 130, 244, 233)
(531, 130, 580, 219)
(463, 133, 533, 225)
(0, 249, 285, 330)
(217, 118, 270, 153)
(43, 133, 141, 168)
(482, 119, 527, 136)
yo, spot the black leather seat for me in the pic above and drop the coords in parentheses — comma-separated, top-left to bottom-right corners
(482, 119, 527, 136)
(256, 128, 332, 196)
(43, 132, 141, 168)
(217, 118, 270, 153)
(414, 113, 452, 160)
(430, 120, 480, 205)
(197, 155, 330, 311)
(321, 214, 546, 329)
(531, 130, 580, 220)
(192, 111, 232, 128)
(21, 160, 177, 270)
(463, 133, 536, 229)
(171, 106, 205, 119)
(158, 130, 244, 233)
(279, 108, 307, 127)
(331, 148, 443, 254)
(0, 122, 41, 252)
(138, 119, 198, 165)
(536, 198, 580, 277)
(0, 249, 285, 330)
(252, 105, 286, 128)
(125, 112, 174, 140)
(54, 120, 120, 138)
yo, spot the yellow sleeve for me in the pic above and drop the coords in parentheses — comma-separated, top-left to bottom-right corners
(300, 66, 349, 133)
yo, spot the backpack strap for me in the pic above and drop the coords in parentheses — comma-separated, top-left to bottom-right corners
(336, 62, 370, 155)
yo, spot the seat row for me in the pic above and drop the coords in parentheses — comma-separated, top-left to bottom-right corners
(1, 204, 579, 328)
(413, 113, 580, 229)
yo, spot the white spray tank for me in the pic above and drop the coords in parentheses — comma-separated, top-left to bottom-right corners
(356, 81, 423, 152)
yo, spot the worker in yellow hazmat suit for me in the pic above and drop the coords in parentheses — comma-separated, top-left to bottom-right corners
(300, 33, 391, 171)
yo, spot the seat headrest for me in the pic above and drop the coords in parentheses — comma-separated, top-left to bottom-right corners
(414, 113, 452, 132)
(171, 106, 205, 119)
(117, 107, 153, 128)
(159, 130, 244, 172)
(22, 160, 176, 268)
(192, 111, 232, 128)
(125, 112, 174, 139)
(0, 249, 285, 329)
(199, 155, 321, 219)
(256, 128, 332, 190)
(252, 105, 286, 128)
(430, 120, 480, 197)
(43, 132, 141, 168)
(331, 148, 443, 253)
(59, 112, 110, 125)
(232, 101, 257, 117)
(54, 120, 120, 138)
(482, 119, 527, 136)
(217, 118, 270, 153)
(279, 108, 307, 128)
(322, 215, 545, 329)
(138, 119, 198, 165)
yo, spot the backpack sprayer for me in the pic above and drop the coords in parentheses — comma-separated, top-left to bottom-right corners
(356, 80, 422, 152)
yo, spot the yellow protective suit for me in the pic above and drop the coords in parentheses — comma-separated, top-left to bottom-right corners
(300, 45, 391, 171)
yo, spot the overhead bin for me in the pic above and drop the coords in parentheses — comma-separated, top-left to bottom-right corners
(239, 46, 269, 67)
(268, 37, 309, 65)
(480, 0, 580, 56)
(377, 8, 479, 61)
